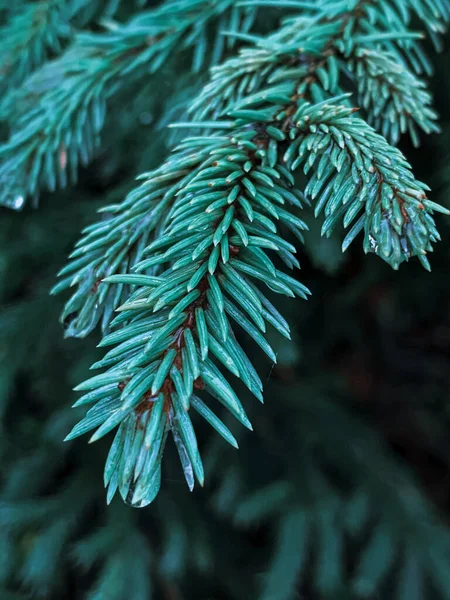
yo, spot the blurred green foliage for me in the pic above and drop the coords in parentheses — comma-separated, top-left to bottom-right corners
(0, 1, 450, 599)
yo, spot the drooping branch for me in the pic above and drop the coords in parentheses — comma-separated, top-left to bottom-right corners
(57, 0, 449, 508)
(64, 89, 448, 505)
(56, 0, 448, 340)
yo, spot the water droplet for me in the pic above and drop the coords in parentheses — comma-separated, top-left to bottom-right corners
(12, 195, 24, 210)
(1, 190, 25, 210)
(0, 169, 26, 210)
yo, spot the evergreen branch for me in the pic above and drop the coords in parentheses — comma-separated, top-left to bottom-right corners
(244, 0, 450, 63)
(191, 4, 443, 145)
(0, 0, 258, 210)
(228, 97, 444, 270)
(188, 13, 322, 121)
(349, 47, 439, 146)
(0, 0, 75, 95)
(63, 129, 310, 506)
(56, 1, 447, 339)
(271, 0, 450, 44)
(62, 89, 448, 505)
(0, 0, 128, 96)
(194, 59, 447, 270)
(56, 0, 447, 507)
(55, 13, 332, 341)
(51, 143, 214, 338)
(3, 0, 447, 211)
(276, 101, 445, 270)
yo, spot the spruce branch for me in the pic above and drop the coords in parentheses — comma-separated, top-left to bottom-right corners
(191, 3, 444, 145)
(245, 0, 450, 48)
(0, 0, 75, 95)
(0, 0, 129, 96)
(278, 100, 443, 270)
(2, 0, 447, 212)
(64, 127, 310, 505)
(0, 0, 259, 210)
(242, 0, 450, 67)
(62, 86, 448, 505)
(56, 0, 448, 341)
(56, 0, 449, 507)
(51, 143, 215, 338)
(349, 47, 439, 146)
